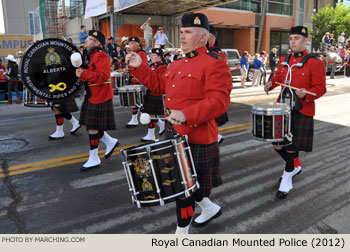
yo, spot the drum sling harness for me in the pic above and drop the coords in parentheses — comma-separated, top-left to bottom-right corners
(279, 53, 317, 111)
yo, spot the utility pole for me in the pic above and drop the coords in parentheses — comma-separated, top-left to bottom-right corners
(256, 0, 267, 53)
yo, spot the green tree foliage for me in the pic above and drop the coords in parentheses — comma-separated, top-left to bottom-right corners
(311, 3, 350, 49)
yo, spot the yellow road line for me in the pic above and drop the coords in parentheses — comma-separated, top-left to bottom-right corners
(0, 123, 251, 178)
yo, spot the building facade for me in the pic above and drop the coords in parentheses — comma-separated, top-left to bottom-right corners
(1, 0, 39, 35)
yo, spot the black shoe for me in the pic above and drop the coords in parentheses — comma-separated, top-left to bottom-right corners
(141, 138, 155, 142)
(276, 190, 289, 199)
(218, 137, 224, 145)
(125, 124, 138, 128)
(105, 141, 119, 159)
(191, 209, 222, 228)
(80, 164, 100, 172)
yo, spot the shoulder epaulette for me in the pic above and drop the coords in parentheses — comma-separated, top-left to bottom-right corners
(206, 50, 221, 59)
(210, 47, 222, 53)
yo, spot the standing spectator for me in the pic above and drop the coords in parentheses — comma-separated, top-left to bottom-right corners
(16, 51, 23, 66)
(345, 49, 350, 77)
(0, 59, 6, 82)
(321, 32, 330, 51)
(338, 45, 346, 61)
(112, 57, 126, 71)
(79, 25, 88, 44)
(154, 27, 168, 49)
(106, 37, 117, 57)
(346, 39, 350, 50)
(269, 47, 278, 73)
(67, 38, 76, 47)
(330, 55, 338, 79)
(140, 17, 153, 53)
(5, 54, 21, 104)
(111, 45, 125, 64)
(240, 51, 249, 88)
(120, 37, 129, 53)
(252, 53, 262, 87)
(259, 51, 267, 85)
(338, 32, 345, 47)
(164, 51, 171, 64)
(329, 33, 335, 47)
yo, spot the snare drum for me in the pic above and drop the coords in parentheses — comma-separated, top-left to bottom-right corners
(118, 85, 145, 108)
(111, 71, 128, 90)
(251, 102, 291, 142)
(121, 135, 199, 208)
(23, 88, 49, 108)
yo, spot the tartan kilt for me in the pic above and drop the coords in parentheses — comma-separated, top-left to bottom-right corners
(216, 112, 229, 126)
(165, 121, 221, 197)
(79, 98, 116, 131)
(142, 90, 164, 115)
(273, 110, 314, 152)
(51, 96, 79, 113)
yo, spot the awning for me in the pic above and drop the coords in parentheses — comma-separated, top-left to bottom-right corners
(114, 0, 239, 16)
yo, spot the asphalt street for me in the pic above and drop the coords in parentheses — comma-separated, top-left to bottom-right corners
(0, 76, 349, 234)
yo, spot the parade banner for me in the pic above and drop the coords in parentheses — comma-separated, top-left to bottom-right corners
(84, 0, 107, 19)
(0, 35, 33, 62)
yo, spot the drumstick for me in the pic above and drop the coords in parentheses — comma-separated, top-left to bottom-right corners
(275, 82, 317, 96)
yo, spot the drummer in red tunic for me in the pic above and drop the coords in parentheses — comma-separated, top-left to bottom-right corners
(265, 26, 326, 199)
(140, 48, 167, 141)
(207, 25, 229, 145)
(126, 13, 232, 234)
(76, 30, 119, 172)
(125, 37, 148, 128)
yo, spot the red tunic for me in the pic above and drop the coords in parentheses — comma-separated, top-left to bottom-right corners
(149, 62, 167, 97)
(129, 47, 148, 84)
(269, 50, 327, 117)
(134, 46, 232, 145)
(80, 50, 113, 104)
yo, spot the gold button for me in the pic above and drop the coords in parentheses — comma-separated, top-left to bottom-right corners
(165, 74, 168, 76)
(178, 72, 181, 74)
(302, 73, 305, 76)
(167, 98, 171, 101)
(185, 60, 188, 62)
(172, 85, 175, 88)
(194, 124, 197, 127)
(206, 50, 209, 53)
(190, 125, 193, 128)
(188, 74, 191, 77)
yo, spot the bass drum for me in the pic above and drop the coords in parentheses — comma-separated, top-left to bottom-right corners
(19, 38, 81, 101)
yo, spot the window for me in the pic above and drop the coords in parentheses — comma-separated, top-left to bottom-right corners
(227, 50, 239, 60)
(299, 0, 304, 25)
(270, 31, 290, 56)
(217, 0, 293, 16)
(218, 0, 261, 13)
(267, 0, 293, 16)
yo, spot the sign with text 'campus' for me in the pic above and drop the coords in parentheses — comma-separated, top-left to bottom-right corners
(0, 35, 33, 62)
